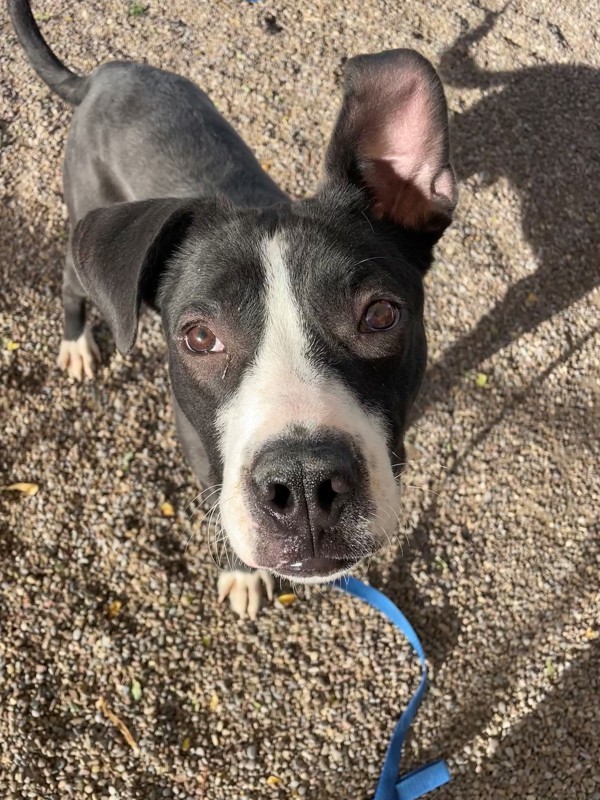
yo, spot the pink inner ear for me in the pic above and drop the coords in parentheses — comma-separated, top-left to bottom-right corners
(432, 168, 455, 201)
(357, 72, 456, 228)
(363, 78, 439, 190)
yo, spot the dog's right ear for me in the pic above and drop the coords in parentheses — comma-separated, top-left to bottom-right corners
(72, 198, 212, 355)
(324, 49, 457, 237)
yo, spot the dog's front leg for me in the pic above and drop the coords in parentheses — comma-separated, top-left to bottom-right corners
(172, 395, 274, 619)
(217, 554, 275, 621)
(56, 235, 100, 380)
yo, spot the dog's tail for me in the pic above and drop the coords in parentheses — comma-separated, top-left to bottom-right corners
(7, 0, 88, 105)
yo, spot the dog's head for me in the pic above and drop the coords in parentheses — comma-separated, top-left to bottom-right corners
(73, 50, 457, 581)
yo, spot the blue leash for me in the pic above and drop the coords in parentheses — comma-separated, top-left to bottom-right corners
(333, 576, 451, 800)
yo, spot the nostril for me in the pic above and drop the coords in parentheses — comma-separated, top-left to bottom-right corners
(317, 477, 350, 513)
(269, 482, 292, 512)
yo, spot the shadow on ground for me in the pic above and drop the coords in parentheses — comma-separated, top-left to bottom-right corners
(377, 11, 599, 794)
(419, 7, 600, 415)
(442, 640, 599, 798)
(382, 0, 600, 666)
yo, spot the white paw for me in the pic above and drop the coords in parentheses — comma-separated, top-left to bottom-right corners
(217, 570, 275, 620)
(57, 327, 101, 381)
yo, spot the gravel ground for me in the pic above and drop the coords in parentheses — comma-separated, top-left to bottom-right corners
(1, 1, 599, 798)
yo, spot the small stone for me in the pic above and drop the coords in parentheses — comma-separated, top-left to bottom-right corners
(246, 743, 258, 760)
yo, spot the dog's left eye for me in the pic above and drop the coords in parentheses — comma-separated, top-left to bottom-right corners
(360, 300, 403, 332)
(184, 325, 225, 354)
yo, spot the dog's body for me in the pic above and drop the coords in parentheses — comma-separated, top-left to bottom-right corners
(9, 0, 457, 617)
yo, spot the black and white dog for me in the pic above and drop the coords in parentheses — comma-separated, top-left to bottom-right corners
(9, 0, 457, 617)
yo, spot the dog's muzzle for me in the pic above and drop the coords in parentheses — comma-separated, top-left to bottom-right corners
(246, 434, 376, 578)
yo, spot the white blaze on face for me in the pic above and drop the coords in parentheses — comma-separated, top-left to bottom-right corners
(216, 233, 400, 570)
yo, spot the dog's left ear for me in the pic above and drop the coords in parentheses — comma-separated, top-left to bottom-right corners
(324, 49, 457, 236)
(73, 198, 212, 355)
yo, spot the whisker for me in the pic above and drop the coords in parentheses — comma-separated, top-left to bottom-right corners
(205, 503, 224, 569)
(360, 210, 375, 234)
(185, 490, 223, 554)
(201, 493, 240, 570)
(403, 483, 440, 497)
(212, 513, 227, 570)
(351, 255, 387, 268)
(185, 483, 222, 513)
(187, 485, 222, 519)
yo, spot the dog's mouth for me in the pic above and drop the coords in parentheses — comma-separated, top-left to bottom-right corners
(271, 556, 358, 580)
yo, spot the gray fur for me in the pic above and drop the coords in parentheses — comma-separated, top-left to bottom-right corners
(9, 0, 456, 584)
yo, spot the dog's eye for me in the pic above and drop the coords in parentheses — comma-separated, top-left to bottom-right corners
(360, 300, 403, 332)
(184, 325, 225, 354)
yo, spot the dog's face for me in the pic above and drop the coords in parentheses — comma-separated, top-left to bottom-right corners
(73, 50, 457, 581)
(160, 194, 429, 580)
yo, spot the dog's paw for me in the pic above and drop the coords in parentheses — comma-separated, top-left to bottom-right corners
(217, 569, 275, 620)
(57, 327, 101, 381)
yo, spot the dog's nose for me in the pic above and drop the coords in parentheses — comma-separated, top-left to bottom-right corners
(251, 439, 358, 536)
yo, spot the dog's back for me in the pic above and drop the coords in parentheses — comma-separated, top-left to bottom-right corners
(64, 61, 286, 218)
(8, 0, 285, 218)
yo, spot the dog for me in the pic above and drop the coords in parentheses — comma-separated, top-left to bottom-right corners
(9, 0, 457, 618)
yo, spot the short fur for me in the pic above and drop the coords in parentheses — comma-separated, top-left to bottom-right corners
(9, 0, 457, 593)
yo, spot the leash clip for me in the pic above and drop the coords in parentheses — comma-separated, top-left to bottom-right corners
(334, 577, 451, 800)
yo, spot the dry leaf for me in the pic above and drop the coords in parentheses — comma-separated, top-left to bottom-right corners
(584, 628, 599, 641)
(544, 658, 556, 679)
(107, 600, 122, 619)
(181, 736, 192, 752)
(209, 693, 219, 711)
(266, 775, 282, 786)
(434, 556, 448, 572)
(131, 679, 143, 702)
(160, 501, 175, 517)
(96, 697, 139, 752)
(122, 451, 135, 470)
(2, 482, 39, 496)
(525, 292, 538, 306)
(277, 593, 296, 607)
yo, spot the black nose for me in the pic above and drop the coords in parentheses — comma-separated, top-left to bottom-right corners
(251, 438, 359, 536)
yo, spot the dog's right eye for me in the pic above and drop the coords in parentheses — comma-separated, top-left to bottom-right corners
(184, 325, 225, 354)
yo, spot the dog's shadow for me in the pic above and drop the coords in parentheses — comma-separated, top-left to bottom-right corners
(374, 8, 599, 787)
(419, 7, 600, 413)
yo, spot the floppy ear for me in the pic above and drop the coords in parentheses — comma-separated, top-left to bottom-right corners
(324, 49, 457, 235)
(72, 198, 204, 354)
